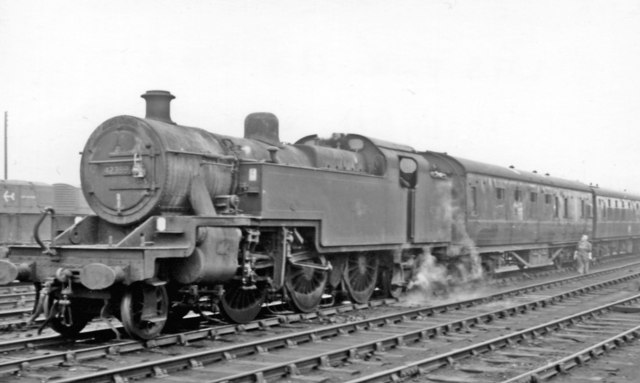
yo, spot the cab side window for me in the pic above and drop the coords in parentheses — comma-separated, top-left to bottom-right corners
(399, 157, 418, 188)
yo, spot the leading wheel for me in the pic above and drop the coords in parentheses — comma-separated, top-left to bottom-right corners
(343, 252, 379, 304)
(220, 282, 267, 324)
(44, 294, 92, 338)
(285, 255, 328, 313)
(120, 282, 169, 340)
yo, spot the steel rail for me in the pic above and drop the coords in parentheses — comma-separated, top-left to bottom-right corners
(36, 267, 640, 383)
(345, 294, 640, 383)
(0, 260, 633, 373)
(0, 307, 31, 320)
(0, 282, 33, 295)
(0, 260, 636, 379)
(0, 291, 35, 308)
(501, 323, 640, 382)
(491, 252, 640, 283)
(1, 259, 637, 380)
(0, 298, 394, 376)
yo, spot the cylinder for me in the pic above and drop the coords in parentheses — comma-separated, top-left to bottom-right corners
(170, 227, 240, 284)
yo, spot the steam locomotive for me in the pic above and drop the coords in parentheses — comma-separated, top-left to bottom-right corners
(0, 90, 638, 340)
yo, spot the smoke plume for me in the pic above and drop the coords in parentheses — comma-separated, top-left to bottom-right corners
(402, 180, 486, 305)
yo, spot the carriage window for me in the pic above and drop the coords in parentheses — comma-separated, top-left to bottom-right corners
(470, 186, 478, 215)
(514, 190, 522, 202)
(528, 192, 538, 219)
(545, 194, 552, 204)
(564, 197, 569, 218)
(554, 196, 559, 217)
(496, 188, 505, 200)
(581, 200, 585, 218)
(398, 157, 418, 188)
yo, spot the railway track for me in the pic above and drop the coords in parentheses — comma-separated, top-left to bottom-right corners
(3, 260, 640, 382)
(0, 298, 396, 381)
(551, 324, 640, 382)
(0, 308, 33, 331)
(347, 293, 640, 383)
(0, 282, 35, 329)
(0, 283, 33, 295)
(0, 292, 35, 310)
(0, 252, 634, 332)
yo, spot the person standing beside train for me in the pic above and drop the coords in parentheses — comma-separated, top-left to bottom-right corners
(574, 234, 592, 274)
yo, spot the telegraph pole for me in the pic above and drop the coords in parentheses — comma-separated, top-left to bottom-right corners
(3, 111, 7, 180)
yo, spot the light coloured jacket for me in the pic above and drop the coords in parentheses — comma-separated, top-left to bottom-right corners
(576, 240, 592, 256)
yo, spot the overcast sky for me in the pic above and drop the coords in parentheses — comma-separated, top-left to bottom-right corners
(1, 0, 639, 193)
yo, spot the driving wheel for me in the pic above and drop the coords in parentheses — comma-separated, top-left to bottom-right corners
(285, 255, 328, 313)
(343, 252, 379, 304)
(220, 282, 267, 324)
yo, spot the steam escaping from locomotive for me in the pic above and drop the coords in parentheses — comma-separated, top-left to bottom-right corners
(406, 250, 450, 296)
(446, 183, 484, 281)
(404, 197, 484, 302)
(405, 245, 484, 304)
(451, 209, 484, 281)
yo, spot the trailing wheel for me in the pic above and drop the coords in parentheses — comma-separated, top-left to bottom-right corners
(220, 282, 267, 324)
(481, 259, 496, 279)
(379, 265, 404, 299)
(43, 294, 92, 338)
(285, 255, 328, 312)
(120, 282, 169, 340)
(343, 252, 379, 304)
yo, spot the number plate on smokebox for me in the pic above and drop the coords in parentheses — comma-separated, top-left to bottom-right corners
(103, 165, 131, 176)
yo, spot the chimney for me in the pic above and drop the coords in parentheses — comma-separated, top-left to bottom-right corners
(141, 90, 176, 124)
(244, 112, 280, 146)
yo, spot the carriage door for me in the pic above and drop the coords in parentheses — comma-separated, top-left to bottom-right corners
(399, 157, 419, 241)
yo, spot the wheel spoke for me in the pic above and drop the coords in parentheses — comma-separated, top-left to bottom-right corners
(285, 255, 328, 313)
(343, 252, 379, 304)
(220, 283, 266, 324)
